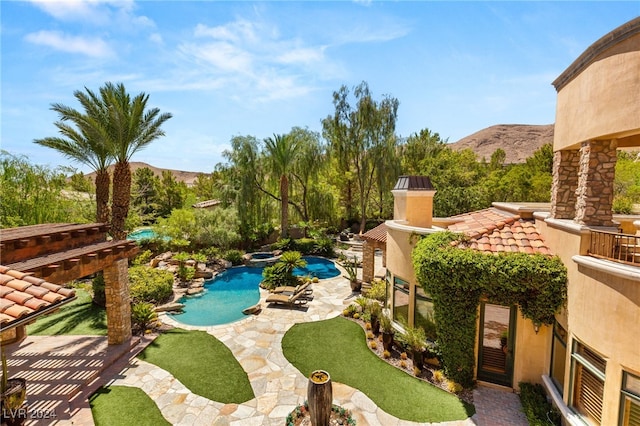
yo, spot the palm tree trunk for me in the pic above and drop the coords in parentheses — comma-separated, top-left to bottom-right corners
(95, 169, 111, 224)
(280, 174, 289, 238)
(111, 161, 131, 240)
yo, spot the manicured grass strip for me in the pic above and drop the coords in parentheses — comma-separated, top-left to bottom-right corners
(90, 385, 170, 426)
(137, 328, 254, 403)
(26, 288, 107, 336)
(282, 316, 475, 423)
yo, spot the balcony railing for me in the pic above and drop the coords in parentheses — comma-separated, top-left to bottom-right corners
(588, 230, 640, 266)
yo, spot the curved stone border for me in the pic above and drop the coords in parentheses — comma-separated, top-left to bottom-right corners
(111, 273, 477, 425)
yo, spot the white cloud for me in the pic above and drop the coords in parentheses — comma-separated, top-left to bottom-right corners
(28, 0, 154, 29)
(277, 46, 326, 65)
(24, 30, 114, 58)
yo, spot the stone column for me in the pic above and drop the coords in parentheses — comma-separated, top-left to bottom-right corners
(103, 258, 132, 345)
(550, 149, 580, 219)
(362, 241, 375, 283)
(574, 140, 617, 227)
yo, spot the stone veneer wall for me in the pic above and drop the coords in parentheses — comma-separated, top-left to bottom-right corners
(550, 149, 580, 220)
(104, 258, 132, 345)
(362, 241, 375, 283)
(574, 139, 617, 226)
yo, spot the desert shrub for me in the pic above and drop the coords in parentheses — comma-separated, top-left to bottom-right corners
(223, 249, 244, 265)
(293, 238, 316, 255)
(519, 382, 561, 426)
(132, 249, 153, 266)
(366, 278, 386, 302)
(261, 263, 294, 290)
(128, 266, 173, 305)
(613, 195, 634, 214)
(446, 381, 463, 393)
(312, 237, 335, 257)
(131, 302, 158, 335)
(271, 238, 294, 251)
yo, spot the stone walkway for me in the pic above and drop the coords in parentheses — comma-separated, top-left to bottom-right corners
(101, 270, 527, 426)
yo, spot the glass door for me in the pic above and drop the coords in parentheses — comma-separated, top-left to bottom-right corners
(477, 302, 517, 387)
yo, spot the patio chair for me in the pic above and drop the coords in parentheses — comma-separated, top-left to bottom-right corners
(266, 290, 309, 307)
(272, 281, 312, 296)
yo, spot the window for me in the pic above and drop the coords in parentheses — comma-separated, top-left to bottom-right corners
(392, 276, 409, 323)
(621, 372, 640, 426)
(571, 342, 606, 425)
(550, 321, 568, 394)
(414, 286, 435, 340)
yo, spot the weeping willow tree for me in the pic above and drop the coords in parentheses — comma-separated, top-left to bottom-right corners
(222, 135, 276, 243)
(0, 152, 94, 227)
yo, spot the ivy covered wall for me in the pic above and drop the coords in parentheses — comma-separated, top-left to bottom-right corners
(412, 232, 568, 387)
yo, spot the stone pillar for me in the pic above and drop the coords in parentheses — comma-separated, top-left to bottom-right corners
(550, 149, 580, 219)
(103, 259, 132, 345)
(574, 140, 617, 227)
(362, 241, 375, 283)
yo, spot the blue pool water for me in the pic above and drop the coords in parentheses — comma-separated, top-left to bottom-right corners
(127, 228, 157, 241)
(171, 256, 340, 326)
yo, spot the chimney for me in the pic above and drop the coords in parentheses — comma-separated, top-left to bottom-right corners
(392, 176, 436, 228)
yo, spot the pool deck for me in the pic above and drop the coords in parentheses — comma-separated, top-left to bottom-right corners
(3, 255, 528, 425)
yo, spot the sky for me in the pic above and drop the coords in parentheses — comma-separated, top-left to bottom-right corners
(2, 1, 639, 174)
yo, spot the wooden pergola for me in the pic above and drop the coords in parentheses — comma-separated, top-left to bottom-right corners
(0, 223, 139, 345)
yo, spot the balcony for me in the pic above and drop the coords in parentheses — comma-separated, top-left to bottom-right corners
(588, 230, 640, 266)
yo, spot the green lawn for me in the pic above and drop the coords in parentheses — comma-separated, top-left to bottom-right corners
(90, 385, 170, 426)
(137, 328, 254, 404)
(282, 316, 475, 423)
(26, 288, 107, 335)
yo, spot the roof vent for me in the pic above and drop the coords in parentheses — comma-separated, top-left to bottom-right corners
(393, 176, 434, 191)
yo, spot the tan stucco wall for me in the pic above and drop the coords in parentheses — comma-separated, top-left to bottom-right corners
(392, 190, 436, 228)
(554, 34, 640, 150)
(541, 219, 640, 425)
(386, 225, 418, 285)
(513, 320, 552, 388)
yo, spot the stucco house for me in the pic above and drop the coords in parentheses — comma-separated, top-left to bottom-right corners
(362, 16, 640, 426)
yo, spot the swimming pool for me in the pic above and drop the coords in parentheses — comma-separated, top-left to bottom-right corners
(171, 256, 340, 326)
(127, 228, 157, 241)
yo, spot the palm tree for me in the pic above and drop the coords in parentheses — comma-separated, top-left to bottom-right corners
(264, 134, 300, 238)
(99, 82, 172, 239)
(34, 88, 113, 224)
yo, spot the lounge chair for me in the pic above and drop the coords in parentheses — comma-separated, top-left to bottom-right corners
(266, 290, 309, 307)
(272, 281, 312, 296)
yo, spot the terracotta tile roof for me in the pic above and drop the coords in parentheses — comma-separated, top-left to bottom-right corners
(362, 223, 387, 244)
(447, 208, 552, 255)
(0, 265, 76, 329)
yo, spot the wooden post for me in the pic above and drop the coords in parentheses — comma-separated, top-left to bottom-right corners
(307, 370, 332, 426)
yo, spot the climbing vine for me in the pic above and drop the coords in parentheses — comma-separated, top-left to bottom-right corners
(412, 232, 567, 387)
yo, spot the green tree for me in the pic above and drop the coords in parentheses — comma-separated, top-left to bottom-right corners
(400, 129, 448, 175)
(34, 88, 114, 224)
(288, 127, 328, 224)
(130, 166, 161, 223)
(100, 82, 172, 239)
(157, 170, 187, 217)
(0, 152, 93, 227)
(193, 207, 241, 250)
(322, 81, 399, 233)
(262, 133, 301, 238)
(222, 135, 273, 243)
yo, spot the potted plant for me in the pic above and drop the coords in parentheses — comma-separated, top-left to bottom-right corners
(366, 300, 382, 335)
(401, 323, 427, 371)
(1, 349, 27, 424)
(379, 313, 395, 352)
(342, 256, 361, 292)
(500, 331, 509, 355)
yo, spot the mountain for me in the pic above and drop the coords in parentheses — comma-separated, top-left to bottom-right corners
(84, 162, 207, 186)
(449, 124, 554, 164)
(83, 125, 554, 180)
